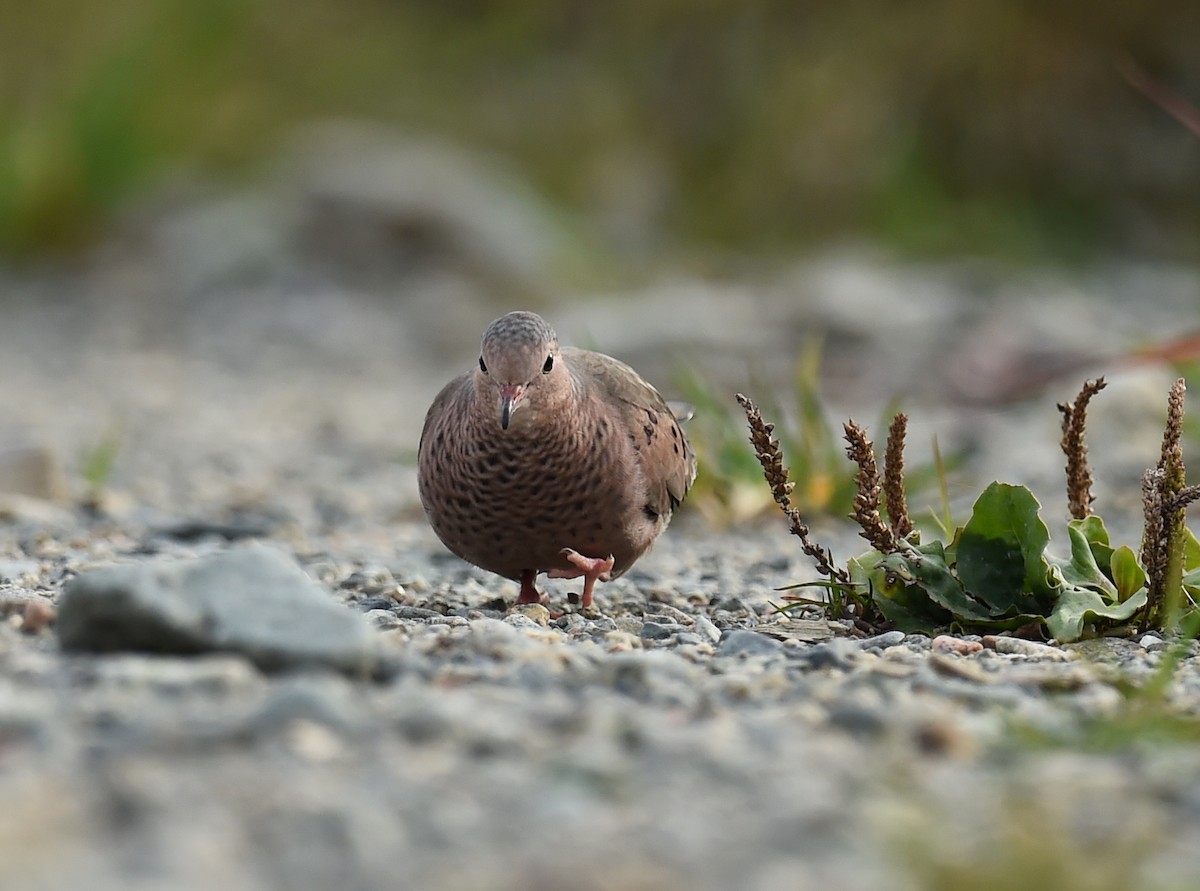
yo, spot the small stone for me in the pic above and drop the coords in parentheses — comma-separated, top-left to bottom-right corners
(714, 596, 753, 614)
(612, 616, 644, 635)
(555, 613, 588, 631)
(395, 606, 441, 620)
(640, 621, 683, 641)
(794, 637, 858, 670)
(501, 613, 542, 631)
(717, 629, 785, 658)
(982, 636, 1072, 661)
(691, 614, 722, 644)
(355, 596, 399, 612)
(510, 603, 551, 626)
(603, 630, 642, 652)
(932, 635, 984, 656)
(643, 604, 694, 625)
(20, 600, 56, 634)
(1139, 634, 1167, 651)
(428, 615, 468, 627)
(364, 609, 402, 630)
(854, 630, 905, 650)
(338, 566, 397, 595)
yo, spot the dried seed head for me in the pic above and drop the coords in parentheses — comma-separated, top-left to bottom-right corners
(737, 393, 850, 586)
(1058, 377, 1106, 520)
(884, 413, 912, 539)
(1160, 377, 1187, 488)
(843, 420, 896, 554)
(1141, 467, 1168, 630)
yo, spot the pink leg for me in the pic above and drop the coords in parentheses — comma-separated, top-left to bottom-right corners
(547, 548, 615, 609)
(513, 569, 546, 605)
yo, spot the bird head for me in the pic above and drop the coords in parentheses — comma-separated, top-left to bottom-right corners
(476, 311, 567, 431)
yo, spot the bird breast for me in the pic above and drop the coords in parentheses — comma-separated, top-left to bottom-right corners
(420, 404, 647, 579)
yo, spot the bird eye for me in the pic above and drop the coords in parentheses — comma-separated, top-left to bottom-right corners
(542, 354, 554, 374)
(479, 356, 488, 373)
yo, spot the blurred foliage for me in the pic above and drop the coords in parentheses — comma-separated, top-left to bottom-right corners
(2, 0, 1198, 259)
(676, 338, 858, 523)
(890, 787, 1170, 891)
(677, 337, 952, 524)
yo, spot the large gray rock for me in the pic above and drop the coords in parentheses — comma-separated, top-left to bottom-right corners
(57, 546, 378, 675)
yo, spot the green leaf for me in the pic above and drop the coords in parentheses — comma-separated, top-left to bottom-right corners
(1182, 568, 1200, 604)
(876, 546, 996, 623)
(1072, 515, 1110, 546)
(1049, 522, 1118, 600)
(851, 551, 946, 632)
(1110, 546, 1147, 602)
(873, 589, 946, 633)
(1184, 527, 1200, 573)
(1071, 515, 1115, 578)
(1047, 588, 1148, 643)
(847, 552, 883, 591)
(955, 482, 1052, 613)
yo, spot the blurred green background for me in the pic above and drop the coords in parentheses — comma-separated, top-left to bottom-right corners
(2, 0, 1197, 264)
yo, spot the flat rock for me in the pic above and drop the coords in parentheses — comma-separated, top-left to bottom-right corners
(57, 546, 377, 675)
(748, 618, 834, 644)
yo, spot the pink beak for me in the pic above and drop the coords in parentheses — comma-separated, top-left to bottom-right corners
(499, 383, 524, 430)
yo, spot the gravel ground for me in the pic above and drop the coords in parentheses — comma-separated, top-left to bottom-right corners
(5, 515, 1200, 891)
(2, 134, 1200, 890)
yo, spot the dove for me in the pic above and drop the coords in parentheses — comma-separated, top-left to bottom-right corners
(418, 311, 695, 609)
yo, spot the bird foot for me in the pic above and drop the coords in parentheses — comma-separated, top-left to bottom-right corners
(548, 549, 615, 609)
(513, 569, 549, 606)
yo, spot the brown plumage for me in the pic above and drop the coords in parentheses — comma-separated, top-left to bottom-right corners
(418, 311, 696, 608)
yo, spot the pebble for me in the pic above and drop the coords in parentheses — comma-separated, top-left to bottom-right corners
(511, 603, 551, 626)
(717, 629, 785, 658)
(355, 596, 399, 612)
(854, 630, 906, 650)
(603, 630, 643, 652)
(796, 637, 859, 671)
(932, 635, 984, 656)
(640, 621, 685, 640)
(20, 599, 56, 634)
(394, 605, 441, 619)
(692, 614, 722, 644)
(982, 636, 1073, 661)
(364, 609, 402, 630)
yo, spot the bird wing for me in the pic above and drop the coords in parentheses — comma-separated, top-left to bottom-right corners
(565, 347, 696, 517)
(418, 372, 471, 456)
